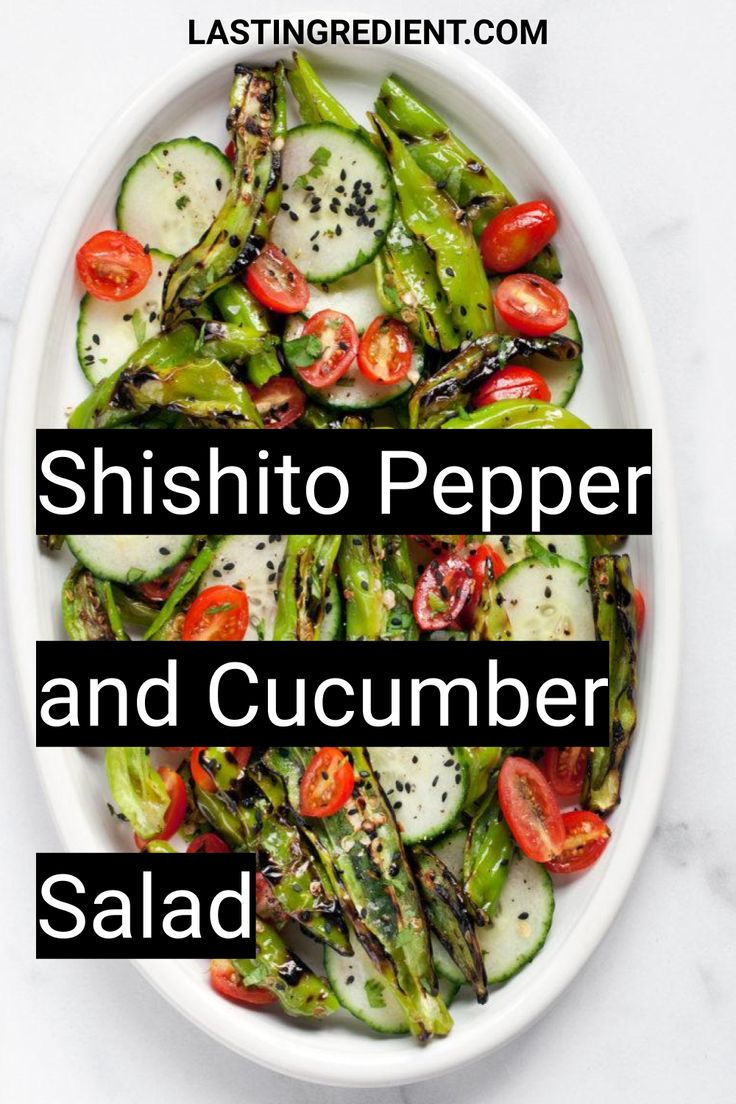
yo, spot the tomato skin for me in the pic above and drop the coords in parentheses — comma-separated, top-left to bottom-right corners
(633, 588, 646, 635)
(138, 559, 192, 604)
(498, 756, 566, 863)
(245, 243, 309, 314)
(461, 544, 506, 627)
(190, 747, 217, 793)
(298, 310, 359, 389)
(545, 810, 611, 874)
(494, 273, 569, 337)
(76, 230, 152, 302)
(188, 833, 231, 854)
(357, 315, 413, 384)
(225, 140, 236, 164)
(413, 553, 475, 632)
(182, 585, 249, 642)
(473, 366, 551, 407)
(480, 201, 558, 274)
(246, 377, 305, 429)
(210, 959, 277, 1005)
(133, 766, 187, 849)
(300, 748, 355, 818)
(542, 746, 589, 799)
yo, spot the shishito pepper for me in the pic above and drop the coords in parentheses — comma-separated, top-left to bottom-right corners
(233, 917, 339, 1018)
(338, 534, 418, 641)
(273, 535, 342, 640)
(263, 746, 453, 1040)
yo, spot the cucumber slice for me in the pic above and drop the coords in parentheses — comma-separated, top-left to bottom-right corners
(430, 826, 467, 882)
(66, 535, 193, 585)
(284, 314, 420, 411)
(477, 854, 554, 985)
(529, 310, 583, 407)
(497, 556, 595, 641)
(271, 123, 394, 283)
(325, 932, 456, 1035)
(201, 535, 285, 641)
(488, 534, 588, 570)
(116, 138, 233, 255)
(302, 266, 384, 334)
(76, 250, 172, 384)
(200, 534, 341, 641)
(432, 935, 466, 987)
(368, 746, 468, 845)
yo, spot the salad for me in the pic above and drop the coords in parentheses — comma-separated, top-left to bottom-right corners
(44, 54, 645, 1040)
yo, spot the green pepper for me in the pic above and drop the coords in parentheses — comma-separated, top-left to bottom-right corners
(105, 747, 169, 840)
(233, 918, 339, 1018)
(443, 398, 590, 431)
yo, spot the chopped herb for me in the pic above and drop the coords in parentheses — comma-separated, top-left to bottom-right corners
(364, 978, 386, 1009)
(130, 309, 147, 346)
(283, 333, 323, 369)
(175, 194, 191, 210)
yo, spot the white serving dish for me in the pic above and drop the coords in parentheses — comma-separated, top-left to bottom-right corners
(4, 30, 679, 1088)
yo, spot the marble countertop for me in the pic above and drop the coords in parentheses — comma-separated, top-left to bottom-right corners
(1, 1, 734, 1100)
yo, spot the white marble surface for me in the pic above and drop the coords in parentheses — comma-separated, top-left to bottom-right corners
(1, 1, 735, 1100)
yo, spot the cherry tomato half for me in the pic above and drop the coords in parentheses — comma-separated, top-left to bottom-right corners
(300, 747, 355, 818)
(133, 766, 187, 849)
(480, 200, 558, 274)
(245, 243, 310, 314)
(190, 747, 217, 793)
(210, 959, 277, 1005)
(633, 588, 646, 635)
(498, 756, 566, 863)
(494, 273, 569, 337)
(76, 230, 152, 302)
(413, 553, 475, 632)
(545, 810, 611, 874)
(182, 585, 249, 642)
(357, 315, 413, 384)
(225, 140, 236, 164)
(461, 543, 507, 627)
(297, 310, 359, 389)
(473, 366, 551, 407)
(247, 376, 305, 429)
(138, 559, 192, 604)
(188, 833, 231, 854)
(542, 746, 589, 799)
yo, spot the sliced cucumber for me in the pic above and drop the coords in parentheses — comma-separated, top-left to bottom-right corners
(432, 935, 466, 987)
(201, 535, 285, 641)
(302, 265, 384, 334)
(200, 534, 341, 641)
(490, 279, 583, 407)
(325, 933, 456, 1035)
(529, 311, 583, 407)
(271, 123, 394, 283)
(430, 826, 467, 882)
(488, 534, 588, 570)
(66, 535, 193, 585)
(368, 746, 468, 845)
(76, 250, 172, 384)
(497, 556, 595, 641)
(477, 854, 554, 985)
(284, 314, 420, 411)
(116, 138, 233, 255)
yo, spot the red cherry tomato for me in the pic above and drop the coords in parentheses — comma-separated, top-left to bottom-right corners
(494, 273, 569, 336)
(76, 230, 152, 302)
(480, 200, 558, 273)
(246, 376, 305, 429)
(300, 748, 355, 818)
(138, 559, 192, 604)
(245, 243, 310, 314)
(188, 833, 231, 854)
(498, 756, 566, 863)
(542, 746, 590, 799)
(297, 310, 359, 389)
(413, 553, 475, 632)
(182, 585, 249, 642)
(633, 588, 646, 635)
(230, 747, 253, 769)
(210, 959, 277, 1005)
(357, 315, 413, 384)
(545, 810, 611, 874)
(225, 140, 236, 164)
(133, 766, 187, 849)
(461, 543, 507, 627)
(473, 366, 551, 407)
